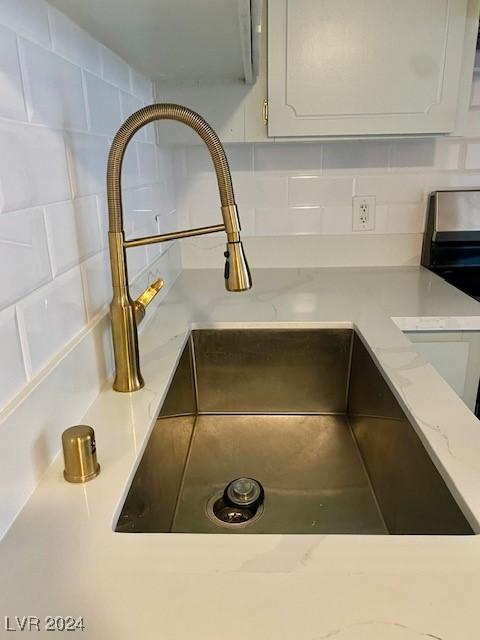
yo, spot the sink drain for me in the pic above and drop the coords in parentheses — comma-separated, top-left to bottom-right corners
(206, 477, 265, 529)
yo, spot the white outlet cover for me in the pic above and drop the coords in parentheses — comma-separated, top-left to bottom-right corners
(352, 195, 376, 232)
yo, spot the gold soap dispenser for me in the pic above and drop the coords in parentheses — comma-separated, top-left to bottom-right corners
(62, 425, 100, 483)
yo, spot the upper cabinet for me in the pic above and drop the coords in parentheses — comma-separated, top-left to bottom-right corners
(267, 0, 480, 137)
(48, 0, 262, 85)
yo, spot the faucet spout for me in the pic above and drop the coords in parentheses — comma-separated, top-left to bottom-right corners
(107, 104, 252, 392)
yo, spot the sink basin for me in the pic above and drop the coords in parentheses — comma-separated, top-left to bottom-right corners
(116, 329, 473, 535)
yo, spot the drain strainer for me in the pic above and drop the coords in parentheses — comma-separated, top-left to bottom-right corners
(206, 477, 265, 529)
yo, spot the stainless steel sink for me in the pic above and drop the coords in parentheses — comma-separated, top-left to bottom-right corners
(116, 329, 473, 535)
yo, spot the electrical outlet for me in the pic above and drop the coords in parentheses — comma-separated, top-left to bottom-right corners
(352, 196, 376, 231)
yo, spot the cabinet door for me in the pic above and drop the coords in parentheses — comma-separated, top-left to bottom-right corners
(268, 0, 470, 137)
(406, 331, 480, 413)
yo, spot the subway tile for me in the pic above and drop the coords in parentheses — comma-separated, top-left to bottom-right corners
(48, 7, 101, 73)
(65, 132, 109, 197)
(100, 45, 130, 92)
(17, 266, 87, 375)
(44, 197, 103, 275)
(374, 205, 390, 234)
(144, 121, 156, 144)
(120, 91, 146, 140)
(146, 237, 163, 263)
(130, 69, 153, 102)
(154, 162, 176, 216)
(288, 176, 353, 206)
(126, 245, 148, 281)
(137, 142, 158, 185)
(0, 0, 51, 47)
(434, 141, 461, 171)
(0, 207, 52, 309)
(183, 174, 218, 209)
(0, 312, 113, 537)
(388, 204, 425, 234)
(19, 38, 87, 130)
(254, 207, 291, 236)
(185, 206, 224, 231)
(254, 142, 322, 172)
(0, 120, 70, 212)
(237, 207, 255, 236)
(238, 174, 288, 209)
(120, 91, 143, 120)
(84, 72, 122, 136)
(322, 206, 353, 234)
(187, 144, 253, 175)
(159, 209, 181, 235)
(465, 143, 480, 170)
(355, 175, 426, 204)
(0, 306, 26, 407)
(0, 25, 27, 120)
(390, 139, 436, 170)
(81, 251, 111, 320)
(289, 207, 323, 235)
(123, 186, 158, 238)
(323, 141, 390, 172)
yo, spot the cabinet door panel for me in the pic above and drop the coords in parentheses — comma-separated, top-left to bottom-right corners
(268, 0, 469, 136)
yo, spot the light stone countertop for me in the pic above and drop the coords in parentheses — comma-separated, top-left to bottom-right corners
(1, 266, 480, 640)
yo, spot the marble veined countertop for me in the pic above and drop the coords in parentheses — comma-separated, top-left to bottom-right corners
(1, 267, 480, 640)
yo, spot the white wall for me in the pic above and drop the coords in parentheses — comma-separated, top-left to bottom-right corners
(0, 0, 181, 538)
(175, 73, 480, 268)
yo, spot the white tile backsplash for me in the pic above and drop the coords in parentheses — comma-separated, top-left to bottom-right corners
(0, 120, 70, 212)
(288, 176, 353, 206)
(48, 7, 101, 73)
(254, 142, 322, 172)
(80, 251, 111, 319)
(0, 25, 27, 120)
(19, 38, 87, 130)
(323, 140, 390, 172)
(0, 207, 52, 309)
(322, 205, 353, 235)
(44, 197, 102, 275)
(120, 91, 145, 139)
(254, 207, 292, 236)
(100, 45, 131, 93)
(177, 87, 480, 244)
(84, 72, 122, 136)
(0, 306, 26, 407)
(0, 1, 181, 537)
(130, 68, 153, 103)
(355, 175, 425, 204)
(137, 142, 158, 185)
(0, 0, 51, 47)
(289, 206, 323, 235)
(388, 204, 425, 233)
(65, 132, 110, 197)
(465, 143, 480, 170)
(17, 266, 86, 376)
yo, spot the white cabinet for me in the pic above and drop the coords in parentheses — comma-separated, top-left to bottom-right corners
(268, 0, 479, 137)
(406, 331, 480, 413)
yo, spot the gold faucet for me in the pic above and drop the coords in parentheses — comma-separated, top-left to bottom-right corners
(107, 104, 252, 392)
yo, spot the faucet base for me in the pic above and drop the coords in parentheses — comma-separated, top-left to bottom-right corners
(110, 301, 145, 393)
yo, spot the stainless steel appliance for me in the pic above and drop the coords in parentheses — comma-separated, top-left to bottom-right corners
(421, 189, 480, 416)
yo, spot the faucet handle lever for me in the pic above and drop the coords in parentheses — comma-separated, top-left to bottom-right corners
(134, 278, 164, 325)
